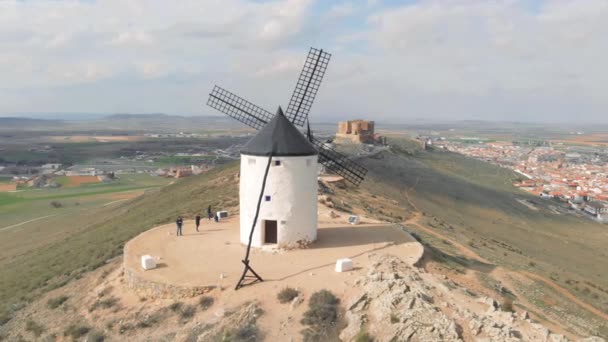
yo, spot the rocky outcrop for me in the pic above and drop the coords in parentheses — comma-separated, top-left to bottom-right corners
(340, 255, 460, 341)
(340, 254, 606, 342)
(183, 301, 263, 342)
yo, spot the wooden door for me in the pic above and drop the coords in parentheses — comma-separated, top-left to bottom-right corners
(264, 220, 277, 244)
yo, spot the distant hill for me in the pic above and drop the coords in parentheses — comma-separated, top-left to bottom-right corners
(0, 114, 249, 132)
(95, 114, 247, 132)
(0, 117, 65, 129)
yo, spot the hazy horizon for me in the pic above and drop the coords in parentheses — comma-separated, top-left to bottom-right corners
(1, 0, 607, 123)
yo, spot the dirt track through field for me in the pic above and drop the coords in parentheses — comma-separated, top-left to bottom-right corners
(0, 214, 57, 232)
(401, 180, 608, 322)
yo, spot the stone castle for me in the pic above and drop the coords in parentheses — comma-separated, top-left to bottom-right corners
(336, 120, 376, 144)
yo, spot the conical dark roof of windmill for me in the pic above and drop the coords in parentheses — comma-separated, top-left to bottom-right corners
(241, 107, 318, 157)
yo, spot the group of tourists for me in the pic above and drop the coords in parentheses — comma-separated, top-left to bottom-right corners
(175, 205, 218, 236)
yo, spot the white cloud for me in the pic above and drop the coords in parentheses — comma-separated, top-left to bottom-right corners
(325, 2, 356, 20)
(0, 0, 607, 122)
(258, 0, 313, 44)
(110, 31, 155, 46)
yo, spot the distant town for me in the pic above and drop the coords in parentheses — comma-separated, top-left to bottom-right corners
(435, 138, 608, 223)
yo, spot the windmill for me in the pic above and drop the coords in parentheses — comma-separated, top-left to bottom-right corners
(206, 48, 367, 290)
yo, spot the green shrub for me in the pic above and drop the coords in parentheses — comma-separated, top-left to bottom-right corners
(89, 297, 119, 312)
(168, 301, 183, 313)
(136, 309, 167, 329)
(502, 297, 514, 312)
(25, 319, 45, 337)
(64, 323, 90, 339)
(50, 201, 63, 208)
(223, 324, 260, 342)
(301, 290, 340, 342)
(277, 287, 299, 304)
(179, 305, 196, 322)
(0, 314, 10, 326)
(47, 295, 69, 309)
(390, 313, 399, 323)
(89, 330, 105, 342)
(199, 296, 214, 310)
(355, 330, 374, 342)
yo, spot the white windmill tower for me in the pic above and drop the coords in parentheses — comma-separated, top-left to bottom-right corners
(239, 107, 318, 248)
(206, 48, 368, 289)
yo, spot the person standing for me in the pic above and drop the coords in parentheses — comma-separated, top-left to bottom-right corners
(207, 205, 212, 221)
(176, 216, 183, 236)
(195, 213, 201, 232)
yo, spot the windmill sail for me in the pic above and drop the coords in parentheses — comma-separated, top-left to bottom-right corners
(312, 137, 367, 186)
(207, 86, 273, 130)
(205, 48, 367, 186)
(285, 48, 331, 127)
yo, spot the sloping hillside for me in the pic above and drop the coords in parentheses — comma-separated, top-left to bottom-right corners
(0, 163, 239, 324)
(356, 138, 608, 337)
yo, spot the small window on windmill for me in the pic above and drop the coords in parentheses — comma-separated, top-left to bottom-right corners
(248, 158, 256, 165)
(280, 220, 286, 225)
(265, 195, 271, 201)
(306, 159, 312, 167)
(273, 160, 282, 166)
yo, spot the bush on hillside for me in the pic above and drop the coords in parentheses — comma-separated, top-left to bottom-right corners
(25, 319, 45, 337)
(277, 287, 299, 304)
(355, 330, 374, 342)
(64, 323, 90, 339)
(223, 324, 260, 342)
(47, 295, 69, 309)
(301, 290, 340, 342)
(179, 305, 196, 322)
(199, 296, 214, 310)
(89, 330, 105, 342)
(502, 297, 514, 312)
(168, 301, 183, 313)
(50, 201, 63, 208)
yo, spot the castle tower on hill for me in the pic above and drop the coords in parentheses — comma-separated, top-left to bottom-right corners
(336, 120, 375, 144)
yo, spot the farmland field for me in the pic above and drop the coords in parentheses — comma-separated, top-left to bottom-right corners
(0, 164, 239, 322)
(0, 174, 171, 228)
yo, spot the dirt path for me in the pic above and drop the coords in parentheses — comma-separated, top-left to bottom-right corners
(0, 214, 57, 232)
(400, 182, 608, 323)
(103, 198, 130, 207)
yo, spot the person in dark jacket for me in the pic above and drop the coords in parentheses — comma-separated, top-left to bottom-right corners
(207, 205, 212, 220)
(195, 214, 201, 232)
(176, 216, 183, 236)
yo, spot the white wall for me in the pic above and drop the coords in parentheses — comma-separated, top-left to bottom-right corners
(240, 154, 318, 248)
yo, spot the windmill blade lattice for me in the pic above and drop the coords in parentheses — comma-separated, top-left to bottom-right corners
(207, 86, 273, 130)
(285, 48, 331, 127)
(313, 137, 367, 186)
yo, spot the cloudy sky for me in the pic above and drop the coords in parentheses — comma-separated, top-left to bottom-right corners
(0, 0, 607, 123)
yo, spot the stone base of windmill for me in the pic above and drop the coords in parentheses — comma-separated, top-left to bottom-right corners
(122, 210, 423, 299)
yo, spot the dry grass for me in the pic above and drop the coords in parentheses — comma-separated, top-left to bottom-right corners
(0, 164, 239, 323)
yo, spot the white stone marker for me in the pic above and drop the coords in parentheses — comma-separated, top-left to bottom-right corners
(335, 258, 353, 272)
(141, 255, 156, 270)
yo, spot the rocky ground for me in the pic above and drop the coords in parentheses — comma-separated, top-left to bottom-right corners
(2, 252, 605, 341)
(340, 254, 605, 342)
